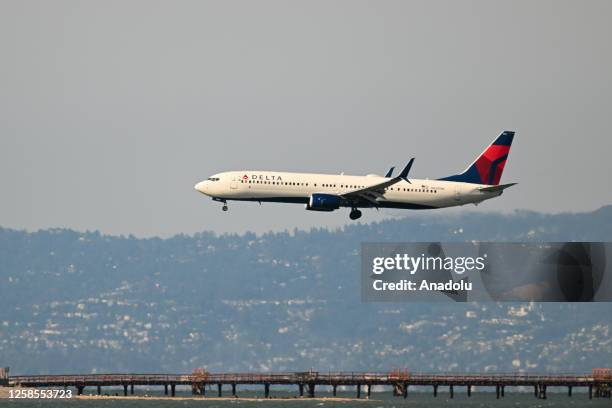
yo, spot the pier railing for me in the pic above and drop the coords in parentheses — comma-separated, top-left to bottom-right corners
(9, 371, 607, 386)
(8, 370, 611, 399)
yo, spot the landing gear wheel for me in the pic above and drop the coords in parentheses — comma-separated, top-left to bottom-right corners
(222, 204, 228, 212)
(349, 209, 362, 220)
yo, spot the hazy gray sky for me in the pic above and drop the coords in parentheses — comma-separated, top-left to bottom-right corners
(1, 0, 611, 237)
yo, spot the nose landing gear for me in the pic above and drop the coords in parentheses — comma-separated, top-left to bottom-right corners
(214, 198, 228, 212)
(349, 208, 362, 220)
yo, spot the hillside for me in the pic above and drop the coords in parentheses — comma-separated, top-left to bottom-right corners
(1, 207, 611, 374)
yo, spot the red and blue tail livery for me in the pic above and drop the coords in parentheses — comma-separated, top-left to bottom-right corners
(439, 131, 514, 185)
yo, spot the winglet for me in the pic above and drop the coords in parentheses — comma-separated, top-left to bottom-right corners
(385, 166, 395, 178)
(398, 158, 414, 183)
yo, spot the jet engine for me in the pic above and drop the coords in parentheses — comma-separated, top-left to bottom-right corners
(306, 193, 342, 211)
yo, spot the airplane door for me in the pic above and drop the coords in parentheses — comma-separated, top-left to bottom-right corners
(230, 176, 238, 190)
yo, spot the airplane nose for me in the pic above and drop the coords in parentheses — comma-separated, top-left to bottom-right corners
(194, 181, 206, 193)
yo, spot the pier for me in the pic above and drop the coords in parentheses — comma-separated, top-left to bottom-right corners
(6, 368, 611, 399)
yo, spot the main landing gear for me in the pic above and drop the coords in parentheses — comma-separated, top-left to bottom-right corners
(349, 208, 362, 220)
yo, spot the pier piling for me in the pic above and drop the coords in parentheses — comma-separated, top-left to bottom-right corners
(537, 384, 547, 399)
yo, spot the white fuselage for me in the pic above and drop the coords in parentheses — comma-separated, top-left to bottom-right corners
(194, 170, 502, 210)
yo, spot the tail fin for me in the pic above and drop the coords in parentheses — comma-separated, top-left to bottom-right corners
(439, 131, 515, 185)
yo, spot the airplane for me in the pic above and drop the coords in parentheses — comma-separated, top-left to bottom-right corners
(194, 131, 516, 220)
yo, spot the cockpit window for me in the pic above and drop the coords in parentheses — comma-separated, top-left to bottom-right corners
(207, 177, 220, 181)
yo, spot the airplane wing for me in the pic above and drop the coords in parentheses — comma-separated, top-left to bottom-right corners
(479, 183, 517, 192)
(342, 159, 414, 206)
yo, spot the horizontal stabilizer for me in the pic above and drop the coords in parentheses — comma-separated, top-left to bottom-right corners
(479, 183, 517, 193)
